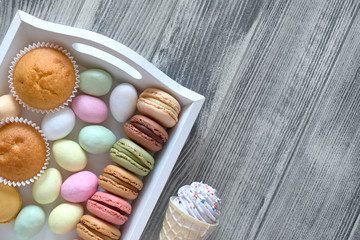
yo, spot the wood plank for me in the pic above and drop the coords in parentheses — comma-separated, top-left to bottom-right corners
(0, 0, 86, 42)
(73, 0, 178, 59)
(139, 0, 268, 238)
(256, 6, 360, 239)
(142, 0, 360, 239)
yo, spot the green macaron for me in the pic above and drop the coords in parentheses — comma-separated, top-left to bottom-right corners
(110, 138, 154, 176)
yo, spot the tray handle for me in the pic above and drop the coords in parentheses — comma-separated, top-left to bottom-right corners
(72, 42, 142, 80)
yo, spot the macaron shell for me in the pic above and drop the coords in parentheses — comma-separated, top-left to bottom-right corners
(110, 150, 150, 176)
(110, 138, 154, 176)
(77, 215, 120, 240)
(139, 88, 181, 114)
(98, 175, 138, 200)
(87, 200, 128, 225)
(119, 138, 154, 169)
(137, 99, 177, 128)
(124, 115, 168, 152)
(91, 191, 131, 213)
(104, 165, 143, 191)
(137, 88, 181, 128)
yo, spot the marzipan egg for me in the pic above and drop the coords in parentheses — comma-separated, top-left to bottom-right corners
(78, 125, 116, 154)
(0, 94, 21, 120)
(53, 139, 87, 172)
(32, 168, 62, 204)
(41, 107, 75, 141)
(14, 205, 45, 240)
(48, 203, 83, 234)
(110, 83, 137, 122)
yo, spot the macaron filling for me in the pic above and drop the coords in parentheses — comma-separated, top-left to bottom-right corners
(78, 223, 115, 240)
(130, 122, 164, 144)
(144, 97, 178, 117)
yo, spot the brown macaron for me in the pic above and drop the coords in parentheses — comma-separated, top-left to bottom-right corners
(77, 215, 121, 240)
(98, 165, 143, 200)
(124, 115, 168, 152)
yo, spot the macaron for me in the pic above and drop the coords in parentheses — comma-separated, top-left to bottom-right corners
(98, 165, 143, 200)
(124, 115, 168, 152)
(137, 88, 181, 128)
(0, 183, 22, 224)
(110, 138, 154, 176)
(77, 215, 121, 240)
(87, 191, 131, 225)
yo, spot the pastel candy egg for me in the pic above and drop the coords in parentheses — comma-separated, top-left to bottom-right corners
(53, 139, 87, 172)
(78, 125, 116, 154)
(41, 107, 75, 141)
(61, 171, 98, 203)
(110, 83, 137, 122)
(79, 69, 112, 96)
(32, 168, 62, 204)
(72, 95, 108, 123)
(14, 205, 46, 240)
(48, 203, 83, 234)
(0, 94, 21, 120)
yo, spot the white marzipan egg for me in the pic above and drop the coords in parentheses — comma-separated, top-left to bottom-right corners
(109, 83, 137, 122)
(41, 107, 75, 141)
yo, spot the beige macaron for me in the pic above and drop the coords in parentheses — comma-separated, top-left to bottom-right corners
(137, 88, 181, 128)
(98, 165, 143, 200)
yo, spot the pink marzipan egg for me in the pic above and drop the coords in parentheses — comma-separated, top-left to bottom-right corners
(61, 171, 98, 203)
(72, 95, 108, 123)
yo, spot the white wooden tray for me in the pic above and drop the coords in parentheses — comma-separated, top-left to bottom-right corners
(0, 10, 205, 240)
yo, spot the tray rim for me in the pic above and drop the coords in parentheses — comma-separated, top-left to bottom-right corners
(0, 10, 206, 240)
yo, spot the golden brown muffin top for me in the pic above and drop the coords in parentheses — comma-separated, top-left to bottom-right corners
(0, 122, 47, 182)
(12, 47, 76, 110)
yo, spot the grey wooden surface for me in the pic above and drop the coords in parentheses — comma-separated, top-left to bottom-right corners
(2, 0, 360, 239)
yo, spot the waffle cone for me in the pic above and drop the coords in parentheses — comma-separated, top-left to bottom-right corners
(159, 197, 218, 240)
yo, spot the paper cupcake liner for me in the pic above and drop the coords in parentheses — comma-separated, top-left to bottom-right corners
(8, 42, 79, 114)
(0, 117, 50, 187)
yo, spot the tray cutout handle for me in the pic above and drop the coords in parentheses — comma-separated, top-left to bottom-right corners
(72, 43, 142, 80)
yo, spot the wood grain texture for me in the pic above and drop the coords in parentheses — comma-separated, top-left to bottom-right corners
(142, 0, 360, 239)
(3, 1, 360, 240)
(256, 6, 360, 239)
(73, 0, 178, 59)
(141, 0, 269, 239)
(0, 0, 86, 42)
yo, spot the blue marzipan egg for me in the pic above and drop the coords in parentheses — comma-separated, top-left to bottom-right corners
(14, 205, 45, 240)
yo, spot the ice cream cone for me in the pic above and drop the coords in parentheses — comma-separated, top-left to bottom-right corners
(159, 197, 218, 240)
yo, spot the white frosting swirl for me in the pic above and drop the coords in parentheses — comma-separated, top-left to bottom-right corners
(174, 182, 220, 224)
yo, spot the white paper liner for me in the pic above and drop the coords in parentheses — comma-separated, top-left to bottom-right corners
(0, 117, 50, 187)
(8, 42, 79, 114)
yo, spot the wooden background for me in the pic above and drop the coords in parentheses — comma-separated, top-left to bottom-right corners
(2, 0, 360, 239)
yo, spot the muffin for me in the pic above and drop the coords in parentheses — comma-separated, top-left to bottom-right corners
(0, 118, 49, 185)
(9, 43, 78, 112)
(0, 183, 22, 224)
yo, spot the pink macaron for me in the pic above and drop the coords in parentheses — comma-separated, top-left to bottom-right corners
(61, 171, 98, 203)
(87, 191, 131, 225)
